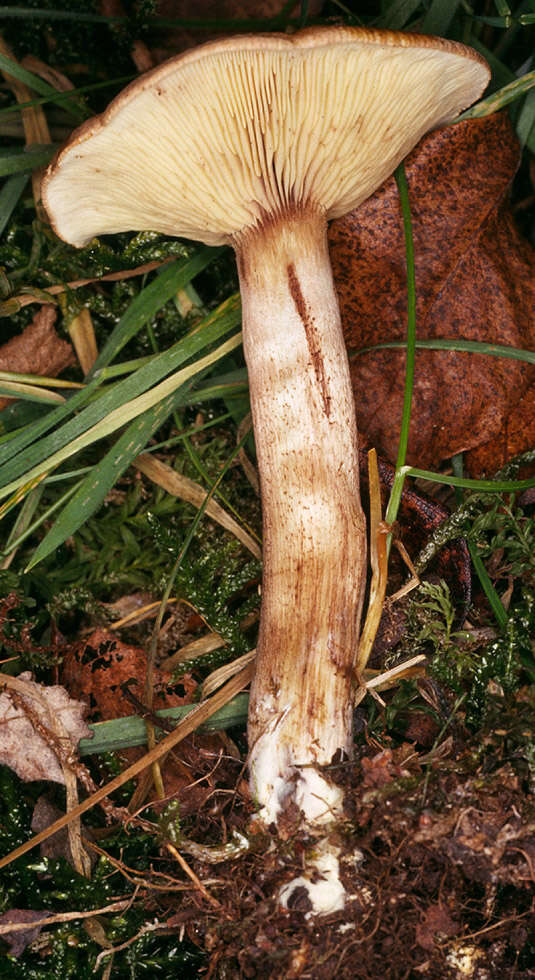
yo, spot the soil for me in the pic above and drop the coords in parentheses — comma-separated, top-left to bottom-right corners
(138, 697, 535, 980)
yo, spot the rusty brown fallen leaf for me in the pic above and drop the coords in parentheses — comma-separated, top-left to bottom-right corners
(0, 664, 254, 871)
(61, 628, 197, 723)
(415, 903, 460, 952)
(465, 383, 535, 476)
(331, 112, 535, 474)
(0, 306, 74, 411)
(31, 795, 96, 871)
(0, 909, 54, 958)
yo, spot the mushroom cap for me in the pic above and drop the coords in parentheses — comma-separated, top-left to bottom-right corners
(42, 27, 490, 248)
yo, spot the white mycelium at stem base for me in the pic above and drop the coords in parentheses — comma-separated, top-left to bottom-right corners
(236, 212, 365, 826)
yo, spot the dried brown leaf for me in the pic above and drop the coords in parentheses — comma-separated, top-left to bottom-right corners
(61, 628, 195, 721)
(361, 749, 397, 788)
(415, 903, 459, 951)
(134, 452, 261, 558)
(31, 795, 96, 870)
(331, 113, 535, 469)
(0, 672, 91, 783)
(0, 909, 53, 957)
(0, 306, 74, 409)
(465, 383, 535, 475)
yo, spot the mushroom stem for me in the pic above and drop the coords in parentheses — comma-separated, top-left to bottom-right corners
(235, 211, 366, 827)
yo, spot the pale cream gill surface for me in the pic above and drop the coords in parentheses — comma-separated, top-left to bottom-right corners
(44, 40, 488, 247)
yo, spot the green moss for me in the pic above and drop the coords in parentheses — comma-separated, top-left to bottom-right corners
(400, 579, 535, 727)
(0, 769, 205, 977)
(148, 513, 260, 662)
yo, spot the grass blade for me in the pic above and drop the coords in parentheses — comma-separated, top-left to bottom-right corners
(1, 480, 79, 562)
(385, 163, 416, 533)
(0, 372, 82, 389)
(451, 454, 508, 630)
(26, 390, 181, 569)
(403, 465, 535, 492)
(493, 0, 512, 15)
(91, 247, 224, 371)
(0, 295, 241, 485)
(0, 173, 28, 236)
(459, 71, 535, 120)
(0, 331, 242, 505)
(377, 0, 423, 29)
(0, 379, 102, 469)
(78, 693, 250, 755)
(0, 50, 65, 99)
(0, 74, 133, 118)
(516, 85, 535, 152)
(0, 6, 124, 22)
(351, 337, 535, 365)
(0, 381, 65, 404)
(421, 0, 461, 33)
(0, 145, 55, 176)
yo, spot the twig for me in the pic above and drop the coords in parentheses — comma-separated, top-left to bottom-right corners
(94, 919, 165, 971)
(165, 842, 221, 908)
(85, 839, 196, 892)
(6, 260, 174, 310)
(0, 900, 132, 936)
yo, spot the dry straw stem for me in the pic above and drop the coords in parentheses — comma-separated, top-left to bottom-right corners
(134, 452, 261, 558)
(354, 654, 427, 709)
(21, 53, 77, 96)
(0, 663, 254, 871)
(94, 919, 168, 972)
(0, 36, 50, 216)
(203, 647, 425, 704)
(159, 629, 227, 670)
(356, 449, 389, 677)
(109, 596, 183, 630)
(201, 649, 256, 698)
(67, 307, 99, 375)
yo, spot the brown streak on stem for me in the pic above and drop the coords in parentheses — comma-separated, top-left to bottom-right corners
(287, 261, 332, 419)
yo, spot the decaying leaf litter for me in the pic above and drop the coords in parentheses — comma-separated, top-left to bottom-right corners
(1, 2, 535, 977)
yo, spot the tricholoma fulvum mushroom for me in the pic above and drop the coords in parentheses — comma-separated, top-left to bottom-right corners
(43, 27, 489, 910)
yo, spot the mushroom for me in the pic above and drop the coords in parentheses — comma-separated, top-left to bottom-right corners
(42, 28, 489, 838)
